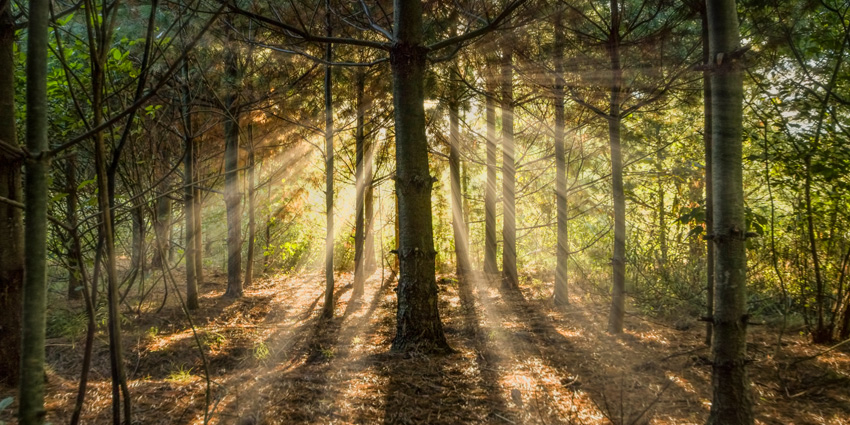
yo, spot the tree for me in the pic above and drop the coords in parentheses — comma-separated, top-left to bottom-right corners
(0, 0, 23, 387)
(552, 7, 569, 306)
(322, 11, 335, 318)
(501, 41, 518, 290)
(223, 23, 244, 298)
(19, 0, 50, 420)
(705, 0, 754, 422)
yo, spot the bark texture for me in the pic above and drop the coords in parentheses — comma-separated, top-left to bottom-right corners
(484, 74, 499, 276)
(501, 44, 518, 290)
(0, 0, 23, 387)
(390, 0, 450, 353)
(553, 10, 569, 306)
(706, 0, 754, 422)
(223, 29, 243, 298)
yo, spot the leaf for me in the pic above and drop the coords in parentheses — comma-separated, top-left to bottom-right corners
(0, 396, 13, 411)
(112, 48, 122, 62)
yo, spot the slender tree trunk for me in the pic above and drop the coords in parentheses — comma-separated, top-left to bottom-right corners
(354, 70, 367, 297)
(245, 134, 256, 287)
(131, 205, 145, 272)
(19, 1, 49, 419)
(702, 4, 715, 347)
(449, 80, 469, 280)
(66, 153, 82, 299)
(805, 155, 830, 342)
(193, 175, 203, 286)
(365, 151, 377, 274)
(706, 0, 754, 422)
(182, 60, 199, 310)
(0, 0, 23, 389)
(390, 0, 451, 353)
(501, 44, 518, 290)
(151, 185, 172, 269)
(484, 75, 499, 276)
(223, 27, 243, 298)
(322, 11, 335, 318)
(607, 0, 626, 334)
(657, 150, 667, 267)
(553, 9, 569, 306)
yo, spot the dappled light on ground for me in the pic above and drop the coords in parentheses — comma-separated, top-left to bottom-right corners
(2, 268, 848, 424)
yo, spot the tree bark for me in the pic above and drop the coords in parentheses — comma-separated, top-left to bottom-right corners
(484, 74, 499, 276)
(354, 70, 367, 297)
(66, 153, 82, 299)
(705, 0, 754, 422)
(390, 0, 451, 353)
(20, 1, 50, 419)
(606, 0, 626, 334)
(182, 59, 199, 310)
(701, 4, 714, 347)
(449, 78, 469, 280)
(151, 184, 172, 269)
(223, 26, 243, 298)
(553, 9, 569, 306)
(321, 10, 335, 318)
(244, 130, 256, 287)
(0, 0, 23, 388)
(501, 43, 518, 290)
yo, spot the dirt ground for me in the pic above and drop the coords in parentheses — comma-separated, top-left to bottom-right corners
(1, 268, 849, 424)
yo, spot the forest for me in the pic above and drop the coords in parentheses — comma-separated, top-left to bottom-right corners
(1, 0, 849, 423)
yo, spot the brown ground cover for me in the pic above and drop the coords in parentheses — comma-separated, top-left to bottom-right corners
(1, 269, 848, 424)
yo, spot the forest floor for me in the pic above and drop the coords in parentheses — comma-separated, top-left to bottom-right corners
(2, 267, 850, 424)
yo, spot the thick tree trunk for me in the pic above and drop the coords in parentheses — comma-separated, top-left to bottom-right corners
(322, 18, 335, 318)
(501, 44, 518, 290)
(553, 10, 569, 306)
(19, 1, 49, 419)
(702, 5, 715, 347)
(354, 70, 367, 297)
(223, 30, 243, 298)
(607, 0, 626, 334)
(705, 0, 754, 423)
(484, 76, 499, 276)
(449, 84, 469, 280)
(182, 60, 199, 310)
(0, 0, 23, 387)
(390, 0, 451, 353)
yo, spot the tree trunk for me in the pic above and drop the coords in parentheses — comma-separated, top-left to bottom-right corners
(151, 185, 172, 269)
(131, 205, 145, 272)
(193, 178, 203, 286)
(702, 4, 714, 347)
(0, 0, 23, 388)
(553, 9, 569, 306)
(390, 0, 451, 353)
(484, 74, 499, 276)
(19, 0, 49, 419)
(365, 153, 377, 274)
(223, 27, 243, 298)
(501, 43, 518, 290)
(354, 70, 367, 297)
(657, 149, 667, 268)
(66, 153, 82, 299)
(607, 0, 626, 334)
(705, 0, 754, 422)
(182, 59, 199, 310)
(322, 12, 335, 318)
(449, 81, 469, 280)
(245, 143, 256, 287)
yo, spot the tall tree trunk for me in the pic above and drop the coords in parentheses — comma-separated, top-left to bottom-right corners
(702, 3, 715, 347)
(484, 75, 499, 276)
(656, 149, 667, 268)
(223, 27, 243, 298)
(19, 0, 49, 419)
(0, 0, 23, 388)
(365, 149, 377, 274)
(553, 9, 569, 306)
(607, 0, 626, 334)
(449, 78, 469, 280)
(706, 0, 754, 422)
(244, 129, 256, 287)
(182, 60, 199, 310)
(501, 43, 518, 290)
(321, 11, 335, 318)
(66, 153, 82, 299)
(193, 175, 203, 286)
(390, 0, 451, 353)
(354, 70, 367, 297)
(131, 205, 145, 272)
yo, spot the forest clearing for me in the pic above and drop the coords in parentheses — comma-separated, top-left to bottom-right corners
(3, 0, 850, 423)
